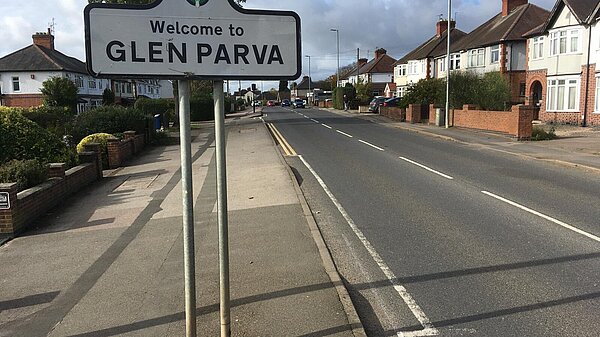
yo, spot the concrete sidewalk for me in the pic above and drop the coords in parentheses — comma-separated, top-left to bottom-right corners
(0, 118, 361, 336)
(324, 108, 600, 173)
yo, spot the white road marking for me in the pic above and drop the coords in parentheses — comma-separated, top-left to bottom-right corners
(310, 118, 320, 123)
(399, 328, 440, 337)
(359, 140, 385, 151)
(299, 155, 438, 336)
(481, 191, 600, 243)
(399, 157, 454, 180)
(304, 115, 310, 119)
(336, 130, 354, 138)
(322, 124, 333, 129)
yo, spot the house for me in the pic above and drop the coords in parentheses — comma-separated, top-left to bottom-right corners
(450, 0, 550, 103)
(339, 58, 368, 87)
(393, 19, 467, 98)
(347, 49, 396, 96)
(0, 29, 109, 112)
(525, 0, 600, 126)
(292, 76, 315, 100)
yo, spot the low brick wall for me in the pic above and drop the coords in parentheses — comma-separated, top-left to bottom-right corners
(318, 101, 333, 108)
(405, 104, 424, 124)
(379, 107, 405, 121)
(107, 131, 146, 169)
(0, 148, 102, 237)
(358, 106, 370, 113)
(449, 104, 534, 139)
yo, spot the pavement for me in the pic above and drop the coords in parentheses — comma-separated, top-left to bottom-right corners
(322, 108, 600, 173)
(0, 114, 363, 337)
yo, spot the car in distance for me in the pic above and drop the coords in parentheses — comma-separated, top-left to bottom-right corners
(383, 97, 401, 107)
(368, 97, 387, 112)
(292, 99, 305, 109)
(267, 100, 275, 107)
(281, 99, 291, 107)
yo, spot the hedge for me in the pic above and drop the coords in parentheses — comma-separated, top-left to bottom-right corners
(0, 159, 48, 192)
(72, 106, 150, 143)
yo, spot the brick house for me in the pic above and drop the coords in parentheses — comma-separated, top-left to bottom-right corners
(525, 0, 600, 126)
(343, 49, 396, 97)
(393, 19, 466, 98)
(0, 29, 109, 112)
(449, 0, 550, 104)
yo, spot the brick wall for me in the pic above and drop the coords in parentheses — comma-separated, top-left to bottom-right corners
(507, 71, 527, 104)
(405, 104, 423, 124)
(451, 104, 534, 139)
(580, 64, 600, 126)
(3, 94, 44, 107)
(379, 106, 405, 121)
(107, 131, 146, 169)
(0, 149, 102, 237)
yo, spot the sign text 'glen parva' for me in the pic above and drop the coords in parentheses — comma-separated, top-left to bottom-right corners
(84, 0, 301, 79)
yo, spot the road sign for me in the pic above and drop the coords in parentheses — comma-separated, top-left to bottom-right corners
(0, 192, 9, 210)
(84, 0, 301, 80)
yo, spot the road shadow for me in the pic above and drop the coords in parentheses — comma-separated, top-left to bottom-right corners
(0, 291, 60, 311)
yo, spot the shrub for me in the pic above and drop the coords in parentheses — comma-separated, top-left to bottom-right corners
(0, 159, 48, 192)
(72, 106, 149, 142)
(190, 93, 215, 121)
(20, 106, 75, 138)
(333, 85, 356, 110)
(40, 76, 78, 112)
(0, 108, 76, 167)
(475, 72, 511, 111)
(531, 126, 558, 141)
(76, 133, 116, 169)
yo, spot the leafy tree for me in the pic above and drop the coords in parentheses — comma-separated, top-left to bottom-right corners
(102, 88, 115, 105)
(475, 72, 511, 111)
(354, 79, 372, 103)
(40, 77, 78, 111)
(278, 80, 290, 92)
(401, 78, 445, 108)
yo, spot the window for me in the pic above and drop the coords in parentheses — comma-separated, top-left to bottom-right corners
(595, 78, 600, 112)
(99, 80, 103, 90)
(519, 82, 526, 97)
(397, 86, 406, 97)
(439, 57, 446, 72)
(88, 79, 97, 89)
(547, 77, 579, 111)
(11, 77, 20, 92)
(550, 29, 580, 55)
(468, 49, 485, 67)
(73, 75, 84, 88)
(408, 61, 420, 75)
(396, 65, 407, 77)
(450, 53, 460, 70)
(532, 37, 544, 59)
(490, 45, 500, 64)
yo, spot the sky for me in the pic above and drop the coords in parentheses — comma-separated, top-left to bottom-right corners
(0, 0, 556, 91)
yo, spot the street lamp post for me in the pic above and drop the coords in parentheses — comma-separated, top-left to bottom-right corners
(445, 0, 452, 129)
(330, 28, 340, 88)
(305, 55, 311, 105)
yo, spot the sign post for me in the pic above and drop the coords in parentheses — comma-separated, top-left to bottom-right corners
(84, 1, 301, 336)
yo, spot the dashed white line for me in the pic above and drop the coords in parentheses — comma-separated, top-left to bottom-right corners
(299, 155, 438, 336)
(322, 124, 333, 129)
(481, 191, 600, 243)
(336, 130, 353, 138)
(358, 140, 385, 151)
(399, 157, 454, 180)
(310, 118, 320, 123)
(303, 115, 310, 119)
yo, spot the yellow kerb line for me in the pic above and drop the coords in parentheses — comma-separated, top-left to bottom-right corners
(267, 123, 297, 156)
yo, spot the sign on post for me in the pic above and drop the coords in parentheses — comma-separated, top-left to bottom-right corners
(0, 192, 9, 210)
(84, 0, 301, 79)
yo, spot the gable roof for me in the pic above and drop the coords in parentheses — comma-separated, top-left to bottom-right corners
(359, 54, 397, 75)
(452, 4, 550, 52)
(296, 76, 315, 90)
(541, 0, 600, 32)
(395, 28, 467, 64)
(0, 44, 88, 74)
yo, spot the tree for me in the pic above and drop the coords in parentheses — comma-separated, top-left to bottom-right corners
(102, 88, 115, 105)
(40, 77, 78, 111)
(278, 80, 290, 93)
(354, 79, 372, 103)
(475, 72, 511, 111)
(401, 78, 445, 108)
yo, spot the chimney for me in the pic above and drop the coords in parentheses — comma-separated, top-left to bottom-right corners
(502, 0, 528, 17)
(358, 58, 368, 68)
(374, 48, 387, 59)
(436, 20, 456, 37)
(32, 28, 55, 50)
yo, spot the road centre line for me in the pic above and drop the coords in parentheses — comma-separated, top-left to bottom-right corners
(336, 130, 353, 138)
(358, 139, 385, 152)
(322, 124, 333, 129)
(481, 191, 600, 243)
(310, 118, 320, 123)
(399, 157, 454, 180)
(299, 155, 438, 335)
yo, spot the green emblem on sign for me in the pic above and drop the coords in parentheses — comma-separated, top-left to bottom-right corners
(186, 0, 209, 6)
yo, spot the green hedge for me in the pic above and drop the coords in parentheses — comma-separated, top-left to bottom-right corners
(134, 97, 175, 127)
(190, 93, 215, 121)
(0, 108, 76, 167)
(332, 86, 357, 110)
(72, 106, 150, 142)
(0, 159, 48, 192)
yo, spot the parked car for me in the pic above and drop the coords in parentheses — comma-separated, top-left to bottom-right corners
(281, 99, 291, 107)
(292, 99, 305, 108)
(267, 100, 275, 107)
(368, 97, 387, 112)
(383, 97, 401, 107)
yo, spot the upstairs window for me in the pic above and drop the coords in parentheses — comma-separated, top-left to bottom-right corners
(450, 53, 461, 70)
(12, 76, 20, 92)
(408, 61, 421, 75)
(439, 57, 446, 72)
(490, 45, 500, 64)
(468, 49, 485, 67)
(550, 29, 580, 55)
(88, 79, 97, 89)
(532, 37, 544, 59)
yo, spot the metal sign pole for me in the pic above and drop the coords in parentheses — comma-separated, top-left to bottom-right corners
(178, 80, 197, 337)
(214, 80, 231, 337)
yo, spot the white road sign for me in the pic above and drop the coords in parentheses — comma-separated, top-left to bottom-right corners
(84, 0, 301, 79)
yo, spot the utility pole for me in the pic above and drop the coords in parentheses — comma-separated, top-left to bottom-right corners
(356, 48, 360, 85)
(305, 55, 311, 105)
(331, 28, 340, 88)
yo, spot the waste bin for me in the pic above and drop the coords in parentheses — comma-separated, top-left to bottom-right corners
(153, 114, 162, 130)
(435, 108, 445, 126)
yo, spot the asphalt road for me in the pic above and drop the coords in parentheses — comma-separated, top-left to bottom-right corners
(263, 106, 600, 337)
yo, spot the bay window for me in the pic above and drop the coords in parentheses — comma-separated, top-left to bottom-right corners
(547, 77, 579, 112)
(550, 29, 580, 55)
(468, 48, 485, 67)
